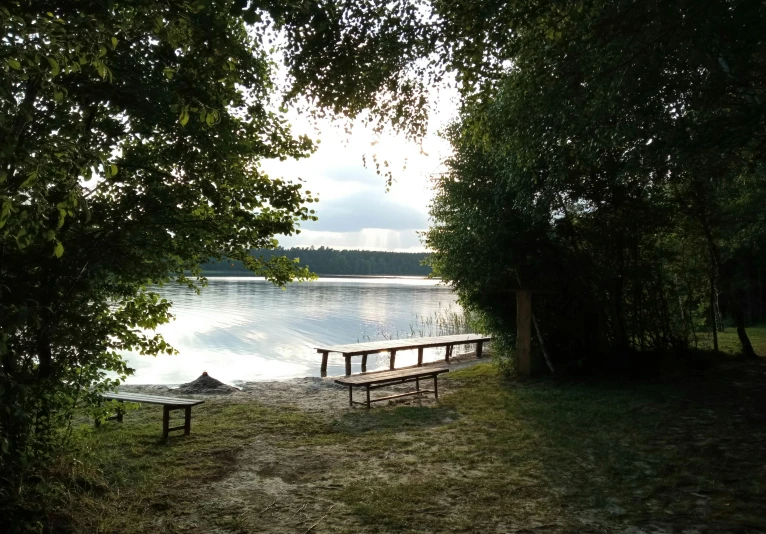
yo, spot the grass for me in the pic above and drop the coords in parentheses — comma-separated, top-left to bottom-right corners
(696, 323, 766, 355)
(23, 327, 766, 533)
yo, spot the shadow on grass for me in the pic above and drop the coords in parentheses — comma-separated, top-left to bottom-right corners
(331, 404, 460, 435)
(339, 361, 766, 531)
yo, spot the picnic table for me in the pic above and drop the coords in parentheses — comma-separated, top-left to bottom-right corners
(335, 366, 449, 408)
(315, 333, 491, 376)
(98, 392, 204, 439)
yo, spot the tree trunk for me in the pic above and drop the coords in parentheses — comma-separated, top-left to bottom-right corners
(731, 294, 758, 358)
(532, 313, 555, 374)
(710, 275, 719, 352)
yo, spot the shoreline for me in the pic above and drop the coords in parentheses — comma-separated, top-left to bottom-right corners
(117, 352, 488, 412)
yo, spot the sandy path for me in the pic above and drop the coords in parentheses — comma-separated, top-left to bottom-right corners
(118, 352, 487, 413)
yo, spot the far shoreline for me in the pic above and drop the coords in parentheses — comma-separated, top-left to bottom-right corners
(201, 272, 442, 280)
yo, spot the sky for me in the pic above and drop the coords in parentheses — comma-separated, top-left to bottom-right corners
(260, 96, 459, 252)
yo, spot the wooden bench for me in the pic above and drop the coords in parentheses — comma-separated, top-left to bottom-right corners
(98, 392, 204, 439)
(315, 333, 491, 376)
(335, 367, 449, 408)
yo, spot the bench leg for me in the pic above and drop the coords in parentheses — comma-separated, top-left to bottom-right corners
(162, 406, 170, 439)
(348, 386, 353, 407)
(320, 351, 329, 376)
(417, 347, 423, 367)
(366, 385, 371, 409)
(476, 341, 483, 359)
(434, 376, 439, 400)
(390, 349, 396, 370)
(416, 377, 420, 391)
(445, 345, 453, 363)
(184, 406, 192, 436)
(345, 356, 351, 376)
(361, 353, 368, 372)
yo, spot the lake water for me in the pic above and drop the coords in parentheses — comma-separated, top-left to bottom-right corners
(123, 277, 462, 384)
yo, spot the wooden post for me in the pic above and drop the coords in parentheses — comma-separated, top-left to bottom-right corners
(348, 386, 353, 406)
(361, 353, 368, 372)
(184, 406, 191, 436)
(516, 290, 533, 377)
(162, 405, 170, 439)
(320, 351, 329, 375)
(344, 355, 352, 376)
(433, 375, 439, 399)
(417, 347, 424, 366)
(445, 345, 453, 363)
(366, 385, 371, 409)
(476, 341, 483, 359)
(415, 377, 420, 391)
(389, 349, 396, 370)
(117, 400, 124, 422)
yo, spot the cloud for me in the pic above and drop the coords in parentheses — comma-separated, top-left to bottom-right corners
(279, 229, 425, 252)
(307, 190, 428, 232)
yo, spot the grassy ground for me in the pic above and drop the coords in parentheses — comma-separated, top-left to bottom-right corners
(40, 327, 766, 533)
(696, 323, 766, 355)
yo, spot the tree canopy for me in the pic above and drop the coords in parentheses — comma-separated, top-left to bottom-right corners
(0, 0, 329, 479)
(423, 0, 766, 367)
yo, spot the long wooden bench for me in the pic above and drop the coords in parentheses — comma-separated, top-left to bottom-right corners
(335, 367, 449, 408)
(98, 392, 204, 439)
(315, 333, 491, 376)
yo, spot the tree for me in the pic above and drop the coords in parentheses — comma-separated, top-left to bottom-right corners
(0, 0, 323, 490)
(423, 0, 766, 368)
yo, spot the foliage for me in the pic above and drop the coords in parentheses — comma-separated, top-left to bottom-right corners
(205, 246, 432, 276)
(0, 0, 326, 503)
(269, 0, 766, 366)
(424, 0, 766, 369)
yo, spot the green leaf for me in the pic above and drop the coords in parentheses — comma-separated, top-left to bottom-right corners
(180, 108, 189, 126)
(110, 164, 118, 176)
(53, 241, 64, 258)
(19, 171, 38, 188)
(8, 59, 21, 70)
(47, 57, 60, 76)
(111, 36, 118, 48)
(54, 89, 63, 102)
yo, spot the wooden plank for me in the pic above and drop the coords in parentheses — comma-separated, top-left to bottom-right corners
(315, 333, 492, 356)
(103, 392, 204, 406)
(321, 333, 490, 353)
(335, 367, 449, 386)
(336, 367, 449, 383)
(516, 290, 532, 376)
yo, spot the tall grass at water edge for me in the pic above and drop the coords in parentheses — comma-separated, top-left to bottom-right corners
(358, 303, 475, 347)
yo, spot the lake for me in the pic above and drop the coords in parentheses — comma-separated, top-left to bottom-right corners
(122, 277, 462, 384)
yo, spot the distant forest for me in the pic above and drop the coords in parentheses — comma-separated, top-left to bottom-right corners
(204, 247, 432, 276)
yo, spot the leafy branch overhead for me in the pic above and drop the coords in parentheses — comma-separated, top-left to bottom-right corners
(0, 0, 328, 473)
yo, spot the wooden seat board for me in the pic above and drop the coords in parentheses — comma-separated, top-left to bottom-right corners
(103, 392, 204, 406)
(335, 367, 449, 386)
(315, 333, 491, 356)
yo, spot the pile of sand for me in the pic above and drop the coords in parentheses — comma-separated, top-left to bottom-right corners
(177, 372, 239, 394)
